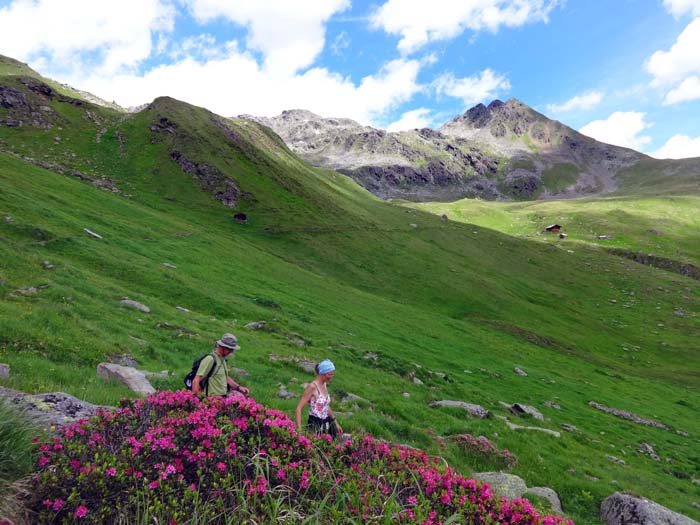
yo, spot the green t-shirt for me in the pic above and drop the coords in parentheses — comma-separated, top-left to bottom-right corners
(195, 353, 229, 396)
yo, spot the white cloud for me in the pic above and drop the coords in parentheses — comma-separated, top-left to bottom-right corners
(579, 112, 652, 150)
(0, 0, 174, 76)
(650, 134, 700, 159)
(370, 0, 558, 54)
(663, 0, 700, 17)
(386, 108, 434, 131)
(79, 52, 422, 126)
(182, 0, 350, 74)
(547, 91, 603, 114)
(664, 75, 700, 104)
(433, 69, 511, 106)
(646, 18, 700, 88)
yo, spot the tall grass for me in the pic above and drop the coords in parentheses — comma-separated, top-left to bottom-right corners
(0, 400, 44, 522)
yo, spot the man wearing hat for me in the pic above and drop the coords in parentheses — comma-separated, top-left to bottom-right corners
(192, 333, 249, 396)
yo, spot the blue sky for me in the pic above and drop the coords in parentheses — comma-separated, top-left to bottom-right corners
(1, 0, 700, 158)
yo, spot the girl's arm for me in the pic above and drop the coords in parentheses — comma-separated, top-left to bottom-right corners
(295, 384, 315, 432)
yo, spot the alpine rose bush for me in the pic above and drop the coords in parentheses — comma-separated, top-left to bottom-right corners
(27, 391, 573, 524)
(455, 433, 518, 470)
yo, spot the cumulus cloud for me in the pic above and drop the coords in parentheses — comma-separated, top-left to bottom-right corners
(0, 0, 425, 126)
(0, 0, 175, 77)
(646, 18, 700, 88)
(370, 0, 558, 54)
(662, 0, 700, 17)
(650, 134, 700, 159)
(664, 75, 700, 104)
(579, 112, 652, 150)
(547, 91, 603, 114)
(182, 0, 350, 73)
(433, 69, 511, 107)
(80, 52, 422, 125)
(386, 108, 434, 131)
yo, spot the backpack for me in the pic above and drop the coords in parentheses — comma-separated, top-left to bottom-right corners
(184, 353, 218, 394)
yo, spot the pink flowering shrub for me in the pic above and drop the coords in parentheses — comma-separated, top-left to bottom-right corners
(27, 391, 573, 524)
(455, 433, 518, 470)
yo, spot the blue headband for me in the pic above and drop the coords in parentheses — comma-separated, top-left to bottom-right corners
(317, 359, 335, 374)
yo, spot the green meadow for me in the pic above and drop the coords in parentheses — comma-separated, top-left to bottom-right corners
(1, 58, 699, 523)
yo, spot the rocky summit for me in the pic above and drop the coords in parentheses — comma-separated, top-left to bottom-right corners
(242, 100, 644, 202)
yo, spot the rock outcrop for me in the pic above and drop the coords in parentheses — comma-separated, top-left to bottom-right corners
(600, 492, 699, 525)
(0, 386, 110, 432)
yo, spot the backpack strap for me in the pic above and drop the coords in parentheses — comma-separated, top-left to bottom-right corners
(201, 353, 219, 396)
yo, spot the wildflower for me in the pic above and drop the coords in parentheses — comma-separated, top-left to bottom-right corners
(75, 505, 89, 518)
(52, 499, 64, 511)
(216, 462, 227, 472)
(300, 469, 310, 489)
(148, 480, 159, 489)
(105, 467, 116, 477)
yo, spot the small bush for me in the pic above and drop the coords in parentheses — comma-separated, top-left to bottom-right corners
(455, 433, 518, 470)
(27, 391, 571, 524)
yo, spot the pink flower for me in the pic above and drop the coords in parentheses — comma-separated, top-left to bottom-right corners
(52, 499, 64, 511)
(300, 469, 310, 489)
(105, 467, 116, 477)
(75, 505, 88, 518)
(148, 480, 159, 489)
(216, 462, 227, 472)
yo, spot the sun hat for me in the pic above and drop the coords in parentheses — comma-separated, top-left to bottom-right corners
(217, 333, 240, 350)
(317, 359, 335, 374)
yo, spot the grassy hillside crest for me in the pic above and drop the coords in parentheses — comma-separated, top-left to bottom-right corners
(1, 56, 699, 523)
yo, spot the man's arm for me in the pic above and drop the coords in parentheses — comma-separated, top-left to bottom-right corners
(192, 374, 204, 394)
(227, 376, 249, 395)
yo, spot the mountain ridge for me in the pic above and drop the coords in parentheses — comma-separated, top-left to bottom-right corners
(241, 99, 645, 202)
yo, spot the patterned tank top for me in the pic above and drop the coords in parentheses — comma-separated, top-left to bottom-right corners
(309, 383, 331, 419)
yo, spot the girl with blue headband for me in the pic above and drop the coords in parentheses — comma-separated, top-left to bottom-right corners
(295, 359, 342, 438)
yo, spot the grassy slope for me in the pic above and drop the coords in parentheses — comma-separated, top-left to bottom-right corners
(1, 65, 699, 522)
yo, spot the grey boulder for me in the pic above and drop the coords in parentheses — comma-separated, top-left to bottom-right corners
(0, 386, 111, 432)
(429, 400, 490, 418)
(97, 363, 155, 395)
(601, 492, 699, 525)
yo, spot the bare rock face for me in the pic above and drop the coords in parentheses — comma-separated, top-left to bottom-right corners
(600, 492, 699, 525)
(96, 363, 155, 396)
(244, 100, 644, 202)
(0, 386, 111, 432)
(170, 150, 243, 207)
(429, 400, 489, 418)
